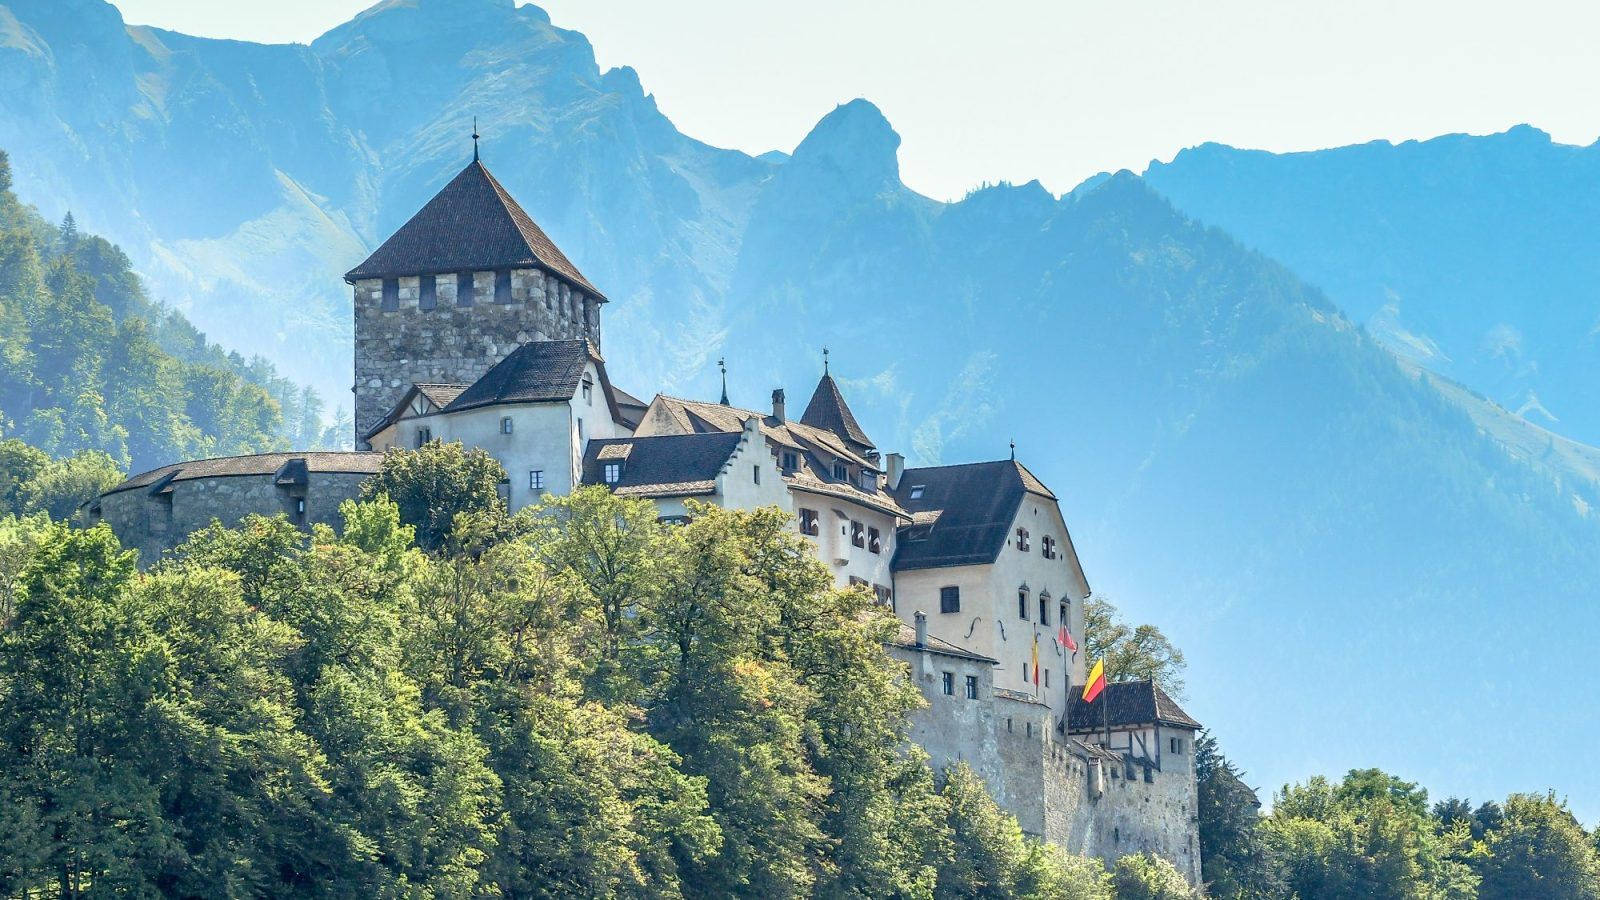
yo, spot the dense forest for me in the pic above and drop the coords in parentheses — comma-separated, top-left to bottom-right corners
(0, 149, 341, 479)
(0, 441, 1595, 898)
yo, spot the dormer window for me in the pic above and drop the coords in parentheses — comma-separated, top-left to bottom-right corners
(858, 470, 875, 491)
(500, 416, 514, 435)
(781, 451, 798, 472)
(582, 378, 593, 404)
(1016, 527, 1031, 552)
(833, 462, 848, 481)
(603, 462, 622, 484)
(909, 484, 925, 500)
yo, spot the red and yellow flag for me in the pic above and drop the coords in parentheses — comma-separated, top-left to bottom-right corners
(1031, 633, 1040, 689)
(1082, 659, 1106, 703)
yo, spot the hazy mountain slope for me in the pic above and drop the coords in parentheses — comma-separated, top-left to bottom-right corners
(1143, 128, 1600, 446)
(2, 0, 1599, 815)
(0, 0, 773, 402)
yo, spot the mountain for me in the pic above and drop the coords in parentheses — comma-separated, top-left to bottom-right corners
(2, 0, 1599, 818)
(1143, 127, 1600, 448)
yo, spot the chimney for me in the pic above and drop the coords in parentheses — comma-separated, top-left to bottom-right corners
(771, 388, 786, 421)
(914, 610, 928, 647)
(886, 452, 905, 490)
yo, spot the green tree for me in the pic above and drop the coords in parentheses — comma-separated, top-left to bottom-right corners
(360, 441, 507, 552)
(1194, 731, 1283, 898)
(1110, 852, 1198, 899)
(1475, 793, 1600, 900)
(1083, 596, 1186, 697)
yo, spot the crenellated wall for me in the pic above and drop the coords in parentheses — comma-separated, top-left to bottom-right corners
(352, 267, 599, 445)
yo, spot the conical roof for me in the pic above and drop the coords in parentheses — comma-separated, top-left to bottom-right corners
(800, 372, 873, 451)
(345, 159, 602, 298)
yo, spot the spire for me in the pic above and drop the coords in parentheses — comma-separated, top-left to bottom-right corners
(823, 346, 829, 375)
(800, 360, 875, 451)
(1010, 438, 1016, 461)
(719, 357, 730, 406)
(472, 116, 480, 161)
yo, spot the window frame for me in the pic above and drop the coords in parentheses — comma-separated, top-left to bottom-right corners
(1016, 527, 1031, 552)
(939, 585, 960, 614)
(753, 464, 760, 485)
(941, 671, 955, 696)
(603, 462, 622, 485)
(415, 426, 431, 448)
(529, 469, 544, 491)
(909, 484, 925, 500)
(965, 675, 979, 700)
(500, 416, 514, 435)
(867, 526, 881, 554)
(1018, 588, 1030, 620)
(799, 508, 820, 536)
(851, 520, 865, 548)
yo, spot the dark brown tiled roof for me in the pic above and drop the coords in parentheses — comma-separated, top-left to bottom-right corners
(444, 339, 606, 414)
(888, 622, 997, 663)
(890, 459, 1057, 570)
(415, 383, 468, 408)
(344, 159, 603, 298)
(104, 452, 384, 497)
(579, 432, 743, 498)
(1065, 680, 1200, 731)
(800, 373, 874, 451)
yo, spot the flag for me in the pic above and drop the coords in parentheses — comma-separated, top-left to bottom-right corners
(1082, 658, 1106, 703)
(1058, 622, 1078, 653)
(1031, 633, 1040, 689)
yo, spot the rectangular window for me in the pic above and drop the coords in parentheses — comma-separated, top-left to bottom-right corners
(1023, 662, 1029, 682)
(419, 274, 436, 310)
(833, 462, 848, 481)
(867, 526, 881, 554)
(1060, 602, 1068, 630)
(457, 272, 475, 306)
(529, 470, 544, 491)
(414, 426, 431, 448)
(381, 278, 399, 310)
(1018, 590, 1029, 619)
(293, 498, 306, 521)
(658, 515, 691, 526)
(849, 576, 868, 589)
(500, 416, 513, 434)
(965, 675, 978, 700)
(1016, 527, 1030, 552)
(909, 484, 925, 500)
(851, 521, 865, 548)
(582, 378, 593, 403)
(939, 585, 960, 614)
(576, 418, 584, 442)
(799, 508, 819, 536)
(781, 451, 798, 471)
(941, 672, 955, 696)
(1171, 737, 1183, 754)
(873, 584, 892, 607)
(1044, 668, 1050, 687)
(1039, 596, 1050, 626)
(603, 462, 622, 484)
(753, 465, 760, 485)
(495, 269, 512, 304)
(1042, 535, 1057, 559)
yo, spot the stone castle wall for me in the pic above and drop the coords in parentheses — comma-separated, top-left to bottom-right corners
(94, 472, 370, 565)
(889, 643, 1201, 886)
(353, 267, 598, 445)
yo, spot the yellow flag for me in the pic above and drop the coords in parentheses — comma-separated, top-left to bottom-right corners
(1083, 658, 1106, 702)
(1031, 633, 1040, 688)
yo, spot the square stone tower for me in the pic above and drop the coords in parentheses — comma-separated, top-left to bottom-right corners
(345, 157, 605, 448)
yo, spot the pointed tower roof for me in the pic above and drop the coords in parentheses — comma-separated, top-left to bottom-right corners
(800, 372, 874, 451)
(345, 159, 603, 298)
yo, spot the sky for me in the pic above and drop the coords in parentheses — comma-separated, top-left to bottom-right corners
(111, 0, 1600, 200)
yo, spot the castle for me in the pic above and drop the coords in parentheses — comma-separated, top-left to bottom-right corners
(89, 153, 1203, 884)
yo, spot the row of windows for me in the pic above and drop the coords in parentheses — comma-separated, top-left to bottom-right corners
(1022, 663, 1051, 687)
(1017, 589, 1069, 627)
(1013, 528, 1062, 560)
(847, 576, 894, 607)
(796, 508, 881, 552)
(940, 671, 980, 700)
(381, 272, 512, 310)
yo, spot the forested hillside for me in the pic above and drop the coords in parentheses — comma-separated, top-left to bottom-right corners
(0, 149, 338, 474)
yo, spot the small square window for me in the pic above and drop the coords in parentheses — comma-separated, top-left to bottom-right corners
(941, 672, 955, 696)
(500, 416, 513, 434)
(909, 484, 925, 500)
(965, 675, 978, 700)
(457, 272, 475, 306)
(529, 470, 544, 491)
(939, 586, 960, 614)
(603, 462, 622, 484)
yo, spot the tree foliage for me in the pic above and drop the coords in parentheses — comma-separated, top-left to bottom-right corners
(1082, 595, 1187, 697)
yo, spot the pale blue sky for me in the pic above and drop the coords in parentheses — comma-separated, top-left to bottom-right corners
(113, 0, 1600, 200)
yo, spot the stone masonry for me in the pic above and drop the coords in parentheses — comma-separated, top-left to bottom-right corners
(353, 266, 597, 446)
